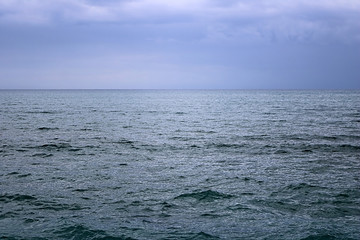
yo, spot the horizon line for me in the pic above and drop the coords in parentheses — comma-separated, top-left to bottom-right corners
(0, 88, 359, 91)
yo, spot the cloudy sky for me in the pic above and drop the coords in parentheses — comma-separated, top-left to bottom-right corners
(0, 0, 359, 89)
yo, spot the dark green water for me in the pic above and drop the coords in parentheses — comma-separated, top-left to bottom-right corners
(1, 90, 359, 239)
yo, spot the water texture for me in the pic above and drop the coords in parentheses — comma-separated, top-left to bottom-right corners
(0, 90, 359, 239)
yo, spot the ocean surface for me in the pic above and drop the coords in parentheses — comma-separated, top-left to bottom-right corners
(0, 90, 359, 240)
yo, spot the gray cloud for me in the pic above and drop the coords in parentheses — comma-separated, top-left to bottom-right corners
(0, 0, 359, 43)
(0, 0, 359, 89)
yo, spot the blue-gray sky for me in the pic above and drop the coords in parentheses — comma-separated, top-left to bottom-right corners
(0, 0, 359, 89)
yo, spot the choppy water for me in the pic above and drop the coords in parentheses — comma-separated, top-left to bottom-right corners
(0, 90, 359, 240)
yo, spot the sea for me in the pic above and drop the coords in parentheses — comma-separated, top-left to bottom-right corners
(0, 90, 359, 240)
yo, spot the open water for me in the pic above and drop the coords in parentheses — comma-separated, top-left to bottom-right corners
(0, 90, 359, 239)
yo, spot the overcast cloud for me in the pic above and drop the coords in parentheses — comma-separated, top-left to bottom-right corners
(0, 0, 359, 89)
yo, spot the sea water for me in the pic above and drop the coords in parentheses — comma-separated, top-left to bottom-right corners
(0, 90, 359, 239)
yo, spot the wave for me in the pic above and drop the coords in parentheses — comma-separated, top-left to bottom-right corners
(80, 128, 93, 131)
(175, 111, 186, 115)
(161, 201, 178, 210)
(166, 231, 220, 240)
(0, 194, 88, 212)
(253, 199, 302, 214)
(25, 110, 61, 114)
(73, 188, 99, 193)
(54, 224, 134, 240)
(270, 183, 325, 197)
(26, 143, 81, 152)
(193, 130, 216, 134)
(0, 194, 37, 203)
(208, 143, 247, 149)
(211, 134, 360, 154)
(174, 190, 233, 201)
(300, 234, 351, 240)
(17, 173, 31, 178)
(204, 141, 356, 154)
(186, 231, 220, 239)
(310, 206, 360, 218)
(0, 211, 19, 220)
(36, 202, 88, 212)
(31, 153, 53, 158)
(37, 127, 60, 131)
(274, 143, 360, 154)
(285, 183, 321, 191)
(112, 139, 135, 145)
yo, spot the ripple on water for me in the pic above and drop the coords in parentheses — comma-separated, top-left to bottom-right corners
(1, 90, 359, 239)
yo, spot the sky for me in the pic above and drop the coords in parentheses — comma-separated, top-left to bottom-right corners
(0, 0, 359, 89)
